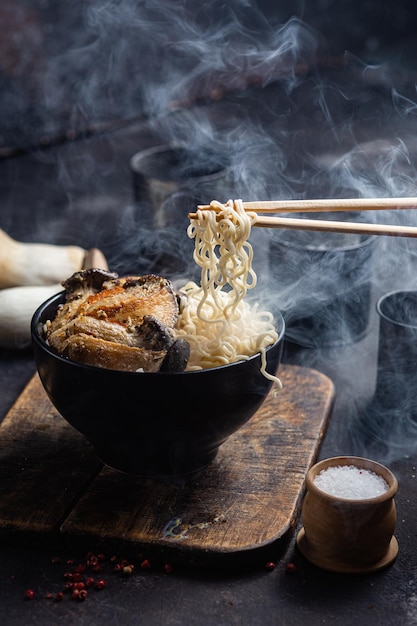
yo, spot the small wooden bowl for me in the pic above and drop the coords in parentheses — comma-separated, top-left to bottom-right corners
(297, 456, 398, 574)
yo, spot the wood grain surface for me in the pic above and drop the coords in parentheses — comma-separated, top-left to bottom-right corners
(0, 365, 334, 566)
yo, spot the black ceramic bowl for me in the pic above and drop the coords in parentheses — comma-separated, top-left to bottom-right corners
(31, 292, 285, 481)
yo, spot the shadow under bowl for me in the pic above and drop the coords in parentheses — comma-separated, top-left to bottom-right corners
(31, 292, 285, 482)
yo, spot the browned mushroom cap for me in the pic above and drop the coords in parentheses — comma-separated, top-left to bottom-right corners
(62, 268, 119, 300)
(159, 338, 191, 372)
(135, 315, 176, 351)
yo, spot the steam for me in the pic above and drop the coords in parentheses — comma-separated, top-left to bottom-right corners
(1, 1, 319, 149)
(68, 4, 417, 465)
(3, 1, 417, 463)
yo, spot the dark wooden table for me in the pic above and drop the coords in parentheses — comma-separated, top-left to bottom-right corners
(1, 120, 417, 626)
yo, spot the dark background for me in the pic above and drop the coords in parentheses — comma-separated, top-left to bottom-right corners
(1, 3, 417, 624)
(2, 0, 417, 154)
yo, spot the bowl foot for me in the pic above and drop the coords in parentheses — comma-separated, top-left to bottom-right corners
(296, 527, 398, 574)
(97, 448, 219, 484)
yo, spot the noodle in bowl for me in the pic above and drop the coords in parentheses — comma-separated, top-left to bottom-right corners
(176, 199, 282, 384)
(31, 199, 285, 480)
(31, 294, 284, 480)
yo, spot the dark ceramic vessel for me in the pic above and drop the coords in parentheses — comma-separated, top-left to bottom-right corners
(31, 292, 285, 481)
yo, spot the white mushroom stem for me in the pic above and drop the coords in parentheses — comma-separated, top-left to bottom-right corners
(0, 229, 86, 289)
(0, 284, 62, 349)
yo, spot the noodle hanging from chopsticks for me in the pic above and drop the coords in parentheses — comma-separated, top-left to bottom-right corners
(176, 199, 282, 386)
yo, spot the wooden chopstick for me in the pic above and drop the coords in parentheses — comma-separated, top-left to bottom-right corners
(189, 197, 417, 238)
(252, 215, 417, 238)
(194, 197, 417, 214)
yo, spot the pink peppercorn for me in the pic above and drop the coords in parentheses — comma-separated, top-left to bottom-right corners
(95, 579, 106, 590)
(286, 562, 297, 574)
(73, 581, 85, 590)
(24, 589, 35, 600)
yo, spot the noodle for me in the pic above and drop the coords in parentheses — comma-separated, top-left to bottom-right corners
(176, 199, 282, 387)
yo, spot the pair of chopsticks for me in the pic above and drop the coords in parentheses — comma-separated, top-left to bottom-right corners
(189, 197, 417, 238)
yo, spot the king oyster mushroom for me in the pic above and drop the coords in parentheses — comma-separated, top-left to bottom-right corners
(45, 269, 190, 372)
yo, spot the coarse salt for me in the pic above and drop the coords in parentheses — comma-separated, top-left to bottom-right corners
(313, 465, 389, 500)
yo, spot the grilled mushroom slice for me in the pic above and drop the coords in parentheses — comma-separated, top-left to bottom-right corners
(45, 271, 190, 372)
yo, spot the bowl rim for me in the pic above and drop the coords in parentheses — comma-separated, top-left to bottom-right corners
(129, 143, 231, 182)
(376, 289, 417, 329)
(305, 455, 398, 504)
(31, 290, 285, 376)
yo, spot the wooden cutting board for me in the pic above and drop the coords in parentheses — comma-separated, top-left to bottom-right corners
(0, 364, 334, 567)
